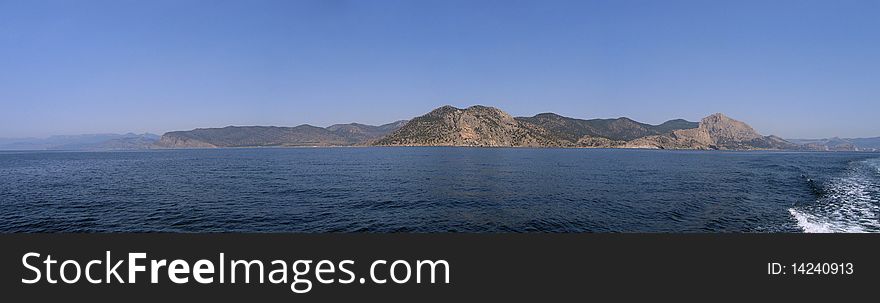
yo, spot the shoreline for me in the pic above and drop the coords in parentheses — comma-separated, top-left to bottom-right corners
(2, 145, 878, 153)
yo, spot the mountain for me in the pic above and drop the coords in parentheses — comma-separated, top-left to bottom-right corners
(789, 137, 880, 152)
(372, 105, 565, 147)
(850, 137, 880, 150)
(3, 107, 809, 151)
(590, 113, 799, 150)
(88, 134, 162, 150)
(517, 113, 699, 142)
(159, 125, 349, 148)
(0, 133, 160, 150)
(326, 120, 408, 143)
(6, 107, 865, 151)
(654, 119, 702, 134)
(661, 113, 800, 150)
(157, 121, 406, 148)
(375, 106, 797, 150)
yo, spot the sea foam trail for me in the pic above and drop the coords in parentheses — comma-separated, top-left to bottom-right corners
(788, 208, 864, 233)
(789, 158, 880, 233)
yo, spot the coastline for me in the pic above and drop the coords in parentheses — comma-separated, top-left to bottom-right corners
(4, 145, 878, 153)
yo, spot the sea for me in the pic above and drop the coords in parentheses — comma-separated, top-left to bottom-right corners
(0, 148, 878, 233)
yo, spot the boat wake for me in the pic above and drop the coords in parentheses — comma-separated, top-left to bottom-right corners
(789, 158, 880, 233)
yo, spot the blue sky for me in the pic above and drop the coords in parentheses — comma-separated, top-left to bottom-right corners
(1, 0, 878, 138)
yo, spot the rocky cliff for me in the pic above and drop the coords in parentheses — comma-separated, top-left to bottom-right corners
(609, 113, 799, 150)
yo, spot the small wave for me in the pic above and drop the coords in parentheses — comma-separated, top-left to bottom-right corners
(870, 158, 880, 174)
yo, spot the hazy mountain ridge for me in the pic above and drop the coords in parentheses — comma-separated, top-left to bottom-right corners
(0, 133, 160, 150)
(157, 121, 407, 148)
(788, 137, 880, 152)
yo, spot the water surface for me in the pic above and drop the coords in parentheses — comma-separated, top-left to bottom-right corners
(0, 148, 877, 232)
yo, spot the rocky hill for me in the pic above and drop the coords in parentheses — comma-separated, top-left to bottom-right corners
(372, 106, 563, 147)
(635, 113, 801, 150)
(157, 121, 405, 148)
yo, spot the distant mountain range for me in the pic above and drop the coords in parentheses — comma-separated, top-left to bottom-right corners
(2, 105, 876, 151)
(0, 133, 160, 150)
(157, 121, 407, 148)
(156, 105, 801, 150)
(787, 137, 880, 152)
(373, 105, 797, 150)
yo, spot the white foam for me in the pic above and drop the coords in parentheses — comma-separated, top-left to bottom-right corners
(788, 208, 865, 233)
(789, 159, 880, 233)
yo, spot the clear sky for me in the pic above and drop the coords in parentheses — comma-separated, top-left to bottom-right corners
(1, 0, 878, 138)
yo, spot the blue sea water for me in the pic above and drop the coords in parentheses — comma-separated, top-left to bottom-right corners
(0, 148, 878, 233)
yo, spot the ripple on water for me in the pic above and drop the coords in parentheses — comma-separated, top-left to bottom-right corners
(0, 149, 876, 232)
